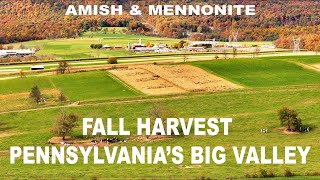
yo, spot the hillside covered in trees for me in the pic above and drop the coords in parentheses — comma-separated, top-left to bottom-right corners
(0, 0, 319, 50)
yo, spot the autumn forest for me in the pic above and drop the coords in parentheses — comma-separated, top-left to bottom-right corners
(0, 0, 319, 50)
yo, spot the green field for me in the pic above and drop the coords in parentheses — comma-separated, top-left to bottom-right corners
(1, 56, 320, 179)
(190, 56, 320, 87)
(0, 71, 139, 101)
(10, 28, 179, 59)
(271, 56, 320, 65)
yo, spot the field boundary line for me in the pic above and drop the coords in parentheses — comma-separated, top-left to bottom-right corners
(47, 76, 57, 89)
(290, 61, 320, 72)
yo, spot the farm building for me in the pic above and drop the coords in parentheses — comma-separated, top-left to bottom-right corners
(114, 45, 123, 49)
(134, 47, 157, 53)
(0, 49, 35, 57)
(128, 39, 146, 50)
(128, 39, 172, 53)
(30, 65, 44, 70)
(190, 39, 219, 48)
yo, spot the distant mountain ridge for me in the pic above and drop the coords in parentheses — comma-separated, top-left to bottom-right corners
(0, 0, 319, 45)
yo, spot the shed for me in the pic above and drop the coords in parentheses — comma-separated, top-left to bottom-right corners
(114, 45, 123, 49)
(102, 45, 111, 49)
(30, 65, 44, 71)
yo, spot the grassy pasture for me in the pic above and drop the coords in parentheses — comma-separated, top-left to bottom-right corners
(0, 76, 53, 94)
(0, 71, 139, 101)
(0, 85, 320, 179)
(50, 71, 139, 101)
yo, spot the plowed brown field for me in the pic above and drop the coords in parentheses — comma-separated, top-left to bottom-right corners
(110, 65, 242, 95)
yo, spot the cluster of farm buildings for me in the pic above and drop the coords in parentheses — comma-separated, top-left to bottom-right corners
(0, 39, 276, 58)
(100, 39, 176, 53)
(101, 39, 276, 53)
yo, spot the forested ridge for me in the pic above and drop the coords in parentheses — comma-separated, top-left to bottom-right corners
(0, 0, 319, 49)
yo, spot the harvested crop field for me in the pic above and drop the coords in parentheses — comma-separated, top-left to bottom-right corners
(142, 65, 243, 92)
(110, 67, 186, 95)
(109, 65, 242, 95)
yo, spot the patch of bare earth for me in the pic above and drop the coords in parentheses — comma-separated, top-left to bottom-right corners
(48, 137, 113, 147)
(0, 150, 9, 155)
(48, 135, 167, 148)
(110, 65, 242, 95)
(48, 136, 123, 147)
(302, 98, 320, 105)
(0, 88, 61, 112)
(37, 72, 55, 76)
(178, 165, 202, 169)
(277, 128, 301, 135)
(142, 65, 242, 92)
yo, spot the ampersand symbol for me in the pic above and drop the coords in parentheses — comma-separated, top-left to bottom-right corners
(130, 5, 142, 15)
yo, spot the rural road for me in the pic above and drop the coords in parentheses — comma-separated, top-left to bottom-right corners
(0, 60, 108, 70)
(0, 51, 317, 71)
